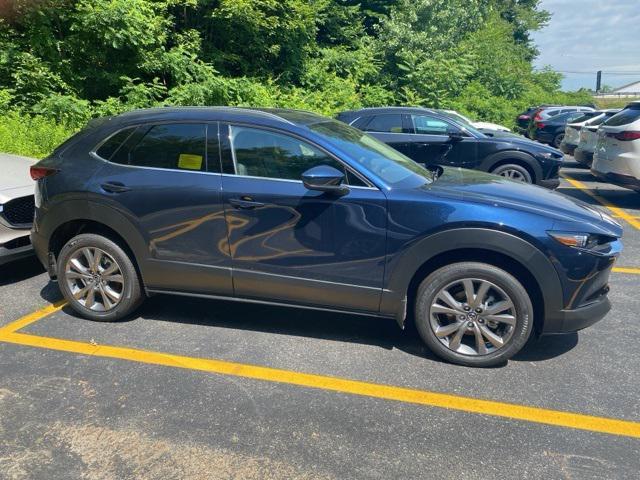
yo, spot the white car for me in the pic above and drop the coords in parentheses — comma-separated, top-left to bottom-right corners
(574, 110, 621, 167)
(441, 110, 511, 132)
(592, 101, 640, 191)
(0, 153, 36, 265)
(559, 111, 605, 155)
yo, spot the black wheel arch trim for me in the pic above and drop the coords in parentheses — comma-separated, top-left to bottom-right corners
(482, 150, 542, 181)
(380, 228, 563, 328)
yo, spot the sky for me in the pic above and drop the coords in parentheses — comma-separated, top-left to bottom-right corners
(531, 0, 640, 92)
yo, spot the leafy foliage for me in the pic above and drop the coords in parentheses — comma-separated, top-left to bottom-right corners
(0, 0, 594, 158)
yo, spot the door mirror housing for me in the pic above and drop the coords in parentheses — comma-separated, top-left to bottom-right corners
(448, 130, 465, 142)
(302, 165, 349, 195)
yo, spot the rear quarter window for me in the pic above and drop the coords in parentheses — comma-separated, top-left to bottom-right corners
(604, 106, 640, 127)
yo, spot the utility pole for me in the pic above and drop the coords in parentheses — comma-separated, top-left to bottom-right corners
(596, 70, 602, 93)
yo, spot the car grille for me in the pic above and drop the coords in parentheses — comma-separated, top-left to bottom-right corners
(2, 195, 35, 226)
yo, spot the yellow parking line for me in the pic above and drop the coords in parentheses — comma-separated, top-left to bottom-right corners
(0, 300, 66, 335)
(613, 267, 640, 275)
(0, 323, 639, 438)
(561, 174, 640, 230)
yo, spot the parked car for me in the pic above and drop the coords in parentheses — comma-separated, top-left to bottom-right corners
(30, 107, 622, 367)
(439, 110, 511, 132)
(574, 110, 621, 167)
(515, 106, 556, 135)
(337, 107, 563, 188)
(529, 111, 594, 147)
(559, 111, 607, 155)
(592, 101, 640, 191)
(0, 153, 36, 265)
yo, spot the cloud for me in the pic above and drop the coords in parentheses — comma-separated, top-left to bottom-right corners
(531, 0, 640, 89)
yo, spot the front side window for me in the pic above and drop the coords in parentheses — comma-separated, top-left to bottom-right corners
(127, 123, 207, 172)
(411, 115, 452, 135)
(230, 126, 365, 185)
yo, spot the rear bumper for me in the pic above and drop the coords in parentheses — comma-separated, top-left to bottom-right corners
(591, 170, 640, 191)
(559, 142, 577, 155)
(574, 148, 593, 166)
(542, 295, 611, 334)
(532, 132, 554, 144)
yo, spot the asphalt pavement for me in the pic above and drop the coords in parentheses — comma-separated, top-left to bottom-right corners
(0, 158, 638, 479)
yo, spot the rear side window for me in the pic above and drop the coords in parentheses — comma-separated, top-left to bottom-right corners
(95, 127, 137, 161)
(605, 106, 640, 127)
(362, 115, 404, 133)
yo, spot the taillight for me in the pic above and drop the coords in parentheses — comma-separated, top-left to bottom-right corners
(30, 165, 58, 180)
(607, 131, 640, 141)
(533, 111, 543, 121)
(536, 122, 545, 129)
(518, 115, 530, 120)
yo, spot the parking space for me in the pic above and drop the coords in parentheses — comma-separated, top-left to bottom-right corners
(1, 158, 639, 479)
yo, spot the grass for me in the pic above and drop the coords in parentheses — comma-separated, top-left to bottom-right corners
(593, 97, 640, 109)
(0, 112, 75, 159)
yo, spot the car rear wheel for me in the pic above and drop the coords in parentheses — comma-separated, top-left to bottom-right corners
(414, 262, 534, 367)
(57, 233, 143, 322)
(553, 133, 564, 148)
(491, 164, 533, 183)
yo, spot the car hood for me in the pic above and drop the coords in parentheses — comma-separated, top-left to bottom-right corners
(426, 167, 621, 235)
(473, 121, 510, 132)
(0, 154, 36, 204)
(477, 135, 563, 156)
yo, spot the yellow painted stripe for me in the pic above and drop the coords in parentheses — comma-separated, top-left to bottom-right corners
(1, 330, 639, 439)
(0, 300, 66, 335)
(562, 174, 640, 230)
(613, 267, 640, 275)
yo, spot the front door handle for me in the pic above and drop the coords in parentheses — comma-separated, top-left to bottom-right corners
(101, 182, 131, 193)
(229, 197, 265, 210)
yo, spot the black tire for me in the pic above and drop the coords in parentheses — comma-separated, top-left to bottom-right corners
(414, 262, 533, 367)
(491, 163, 533, 183)
(57, 233, 143, 321)
(553, 133, 564, 148)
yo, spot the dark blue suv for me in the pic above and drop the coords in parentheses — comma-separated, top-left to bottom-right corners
(30, 107, 622, 367)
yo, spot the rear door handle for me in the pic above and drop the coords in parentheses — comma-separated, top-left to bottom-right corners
(101, 182, 131, 193)
(229, 197, 265, 210)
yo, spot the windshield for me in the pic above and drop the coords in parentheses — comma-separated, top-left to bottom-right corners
(309, 120, 433, 188)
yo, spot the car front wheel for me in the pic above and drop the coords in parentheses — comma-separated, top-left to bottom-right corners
(414, 262, 534, 367)
(491, 164, 533, 183)
(57, 233, 143, 322)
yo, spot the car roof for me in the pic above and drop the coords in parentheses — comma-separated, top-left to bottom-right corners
(339, 106, 439, 116)
(100, 106, 330, 130)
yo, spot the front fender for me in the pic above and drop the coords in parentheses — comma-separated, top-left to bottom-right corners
(380, 228, 563, 326)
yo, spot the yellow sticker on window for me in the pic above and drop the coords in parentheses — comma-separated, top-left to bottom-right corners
(178, 154, 203, 170)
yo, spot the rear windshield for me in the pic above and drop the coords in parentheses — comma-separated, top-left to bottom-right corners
(605, 106, 640, 127)
(571, 112, 598, 123)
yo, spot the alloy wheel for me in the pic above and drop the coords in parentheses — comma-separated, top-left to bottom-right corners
(498, 169, 528, 182)
(65, 247, 124, 312)
(429, 278, 517, 356)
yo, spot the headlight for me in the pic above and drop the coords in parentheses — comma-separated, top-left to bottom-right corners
(548, 231, 616, 251)
(537, 151, 563, 160)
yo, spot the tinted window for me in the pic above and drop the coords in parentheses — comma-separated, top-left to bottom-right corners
(230, 126, 365, 186)
(95, 127, 136, 161)
(411, 115, 451, 135)
(605, 106, 640, 126)
(309, 120, 434, 188)
(571, 112, 598, 123)
(128, 123, 207, 171)
(363, 115, 404, 133)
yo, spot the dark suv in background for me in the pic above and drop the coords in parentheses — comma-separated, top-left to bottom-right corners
(337, 107, 564, 188)
(31, 107, 622, 367)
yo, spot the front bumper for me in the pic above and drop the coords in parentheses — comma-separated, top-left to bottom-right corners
(542, 295, 611, 334)
(538, 177, 560, 189)
(0, 222, 34, 266)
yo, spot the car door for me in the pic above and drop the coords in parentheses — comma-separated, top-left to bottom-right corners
(91, 121, 233, 295)
(219, 123, 388, 313)
(408, 114, 478, 168)
(357, 114, 416, 158)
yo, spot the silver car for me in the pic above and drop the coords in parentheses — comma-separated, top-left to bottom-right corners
(0, 153, 36, 265)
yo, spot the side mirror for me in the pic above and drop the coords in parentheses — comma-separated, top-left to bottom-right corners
(302, 165, 349, 195)
(448, 130, 465, 142)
